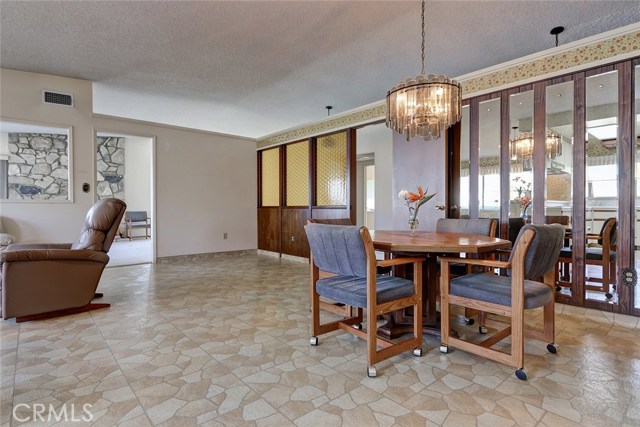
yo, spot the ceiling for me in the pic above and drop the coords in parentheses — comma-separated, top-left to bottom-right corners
(1, 1, 638, 139)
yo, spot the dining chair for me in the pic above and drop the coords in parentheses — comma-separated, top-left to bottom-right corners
(439, 224, 564, 380)
(305, 223, 424, 377)
(435, 218, 498, 326)
(306, 218, 357, 318)
(557, 217, 617, 298)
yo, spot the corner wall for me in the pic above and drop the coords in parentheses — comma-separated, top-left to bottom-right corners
(0, 68, 257, 257)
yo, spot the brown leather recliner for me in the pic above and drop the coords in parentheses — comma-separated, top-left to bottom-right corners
(0, 198, 126, 321)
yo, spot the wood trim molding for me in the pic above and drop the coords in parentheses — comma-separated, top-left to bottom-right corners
(257, 26, 639, 150)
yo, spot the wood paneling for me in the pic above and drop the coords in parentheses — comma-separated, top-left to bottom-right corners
(311, 208, 350, 222)
(616, 60, 633, 314)
(281, 208, 310, 258)
(258, 207, 280, 253)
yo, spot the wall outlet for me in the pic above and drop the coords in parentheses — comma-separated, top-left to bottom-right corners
(223, 232, 228, 240)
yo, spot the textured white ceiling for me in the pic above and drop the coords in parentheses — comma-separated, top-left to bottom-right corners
(1, 1, 638, 139)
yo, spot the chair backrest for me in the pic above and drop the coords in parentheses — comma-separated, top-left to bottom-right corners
(126, 211, 148, 222)
(436, 218, 497, 237)
(508, 218, 526, 244)
(545, 215, 570, 225)
(71, 198, 127, 252)
(305, 223, 367, 277)
(509, 224, 565, 279)
(598, 217, 617, 247)
(307, 218, 353, 225)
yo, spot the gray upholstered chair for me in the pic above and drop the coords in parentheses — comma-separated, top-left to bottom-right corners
(439, 224, 564, 380)
(0, 198, 126, 321)
(305, 223, 424, 377)
(436, 218, 498, 325)
(124, 210, 151, 240)
(557, 217, 617, 298)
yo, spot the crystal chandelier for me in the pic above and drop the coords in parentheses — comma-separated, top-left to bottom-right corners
(386, 0, 461, 142)
(510, 128, 562, 162)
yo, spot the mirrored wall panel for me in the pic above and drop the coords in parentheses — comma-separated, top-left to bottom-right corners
(586, 70, 619, 303)
(478, 98, 500, 219)
(459, 105, 470, 218)
(635, 64, 640, 310)
(546, 81, 574, 295)
(508, 91, 534, 241)
(0, 120, 72, 201)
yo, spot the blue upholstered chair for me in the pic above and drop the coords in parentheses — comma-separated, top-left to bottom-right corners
(439, 224, 564, 380)
(436, 218, 498, 325)
(305, 223, 424, 377)
(557, 217, 617, 298)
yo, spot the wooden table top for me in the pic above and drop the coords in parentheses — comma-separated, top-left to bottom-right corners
(370, 230, 512, 254)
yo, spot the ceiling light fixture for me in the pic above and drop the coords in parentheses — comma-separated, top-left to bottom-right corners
(385, 0, 461, 142)
(510, 127, 562, 163)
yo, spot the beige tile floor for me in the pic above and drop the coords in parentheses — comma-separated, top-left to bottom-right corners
(1, 253, 639, 426)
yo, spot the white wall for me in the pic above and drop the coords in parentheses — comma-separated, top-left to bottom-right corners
(356, 123, 393, 230)
(0, 132, 8, 158)
(123, 135, 151, 213)
(0, 69, 257, 257)
(392, 132, 446, 232)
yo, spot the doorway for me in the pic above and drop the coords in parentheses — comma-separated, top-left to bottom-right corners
(95, 131, 154, 267)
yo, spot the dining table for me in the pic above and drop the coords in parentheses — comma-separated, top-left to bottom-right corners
(370, 230, 512, 339)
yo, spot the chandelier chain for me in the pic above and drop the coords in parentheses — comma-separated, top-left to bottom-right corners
(421, 0, 425, 75)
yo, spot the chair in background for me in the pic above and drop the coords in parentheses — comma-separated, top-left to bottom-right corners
(0, 198, 126, 321)
(124, 210, 151, 240)
(305, 223, 424, 377)
(545, 215, 571, 282)
(439, 224, 564, 380)
(557, 217, 617, 298)
(508, 217, 526, 245)
(436, 218, 498, 325)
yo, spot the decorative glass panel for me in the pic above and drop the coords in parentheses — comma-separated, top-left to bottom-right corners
(260, 148, 279, 206)
(316, 132, 347, 206)
(286, 140, 309, 206)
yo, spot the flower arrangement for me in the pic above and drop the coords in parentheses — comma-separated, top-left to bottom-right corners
(512, 176, 531, 215)
(398, 186, 436, 235)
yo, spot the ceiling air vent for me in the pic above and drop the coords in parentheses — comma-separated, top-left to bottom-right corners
(42, 90, 74, 107)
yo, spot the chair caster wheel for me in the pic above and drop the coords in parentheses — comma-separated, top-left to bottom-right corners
(367, 366, 377, 377)
(439, 345, 448, 354)
(413, 347, 423, 357)
(515, 369, 527, 381)
(605, 292, 613, 299)
(310, 336, 318, 346)
(479, 326, 488, 334)
(353, 324, 363, 330)
(546, 343, 558, 354)
(465, 317, 474, 325)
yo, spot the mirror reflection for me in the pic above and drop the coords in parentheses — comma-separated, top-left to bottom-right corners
(585, 70, 618, 303)
(478, 98, 500, 219)
(459, 105, 470, 218)
(0, 120, 71, 201)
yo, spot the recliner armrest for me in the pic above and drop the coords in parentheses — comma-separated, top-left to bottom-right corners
(5, 243, 72, 251)
(0, 249, 108, 264)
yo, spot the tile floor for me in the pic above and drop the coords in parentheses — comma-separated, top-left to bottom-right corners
(1, 253, 639, 426)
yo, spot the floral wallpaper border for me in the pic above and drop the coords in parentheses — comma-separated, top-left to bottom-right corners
(258, 30, 640, 150)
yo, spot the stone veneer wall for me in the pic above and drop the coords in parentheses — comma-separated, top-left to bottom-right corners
(96, 136, 125, 200)
(7, 133, 69, 200)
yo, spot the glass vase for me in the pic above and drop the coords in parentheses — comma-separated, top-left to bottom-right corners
(408, 217, 419, 236)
